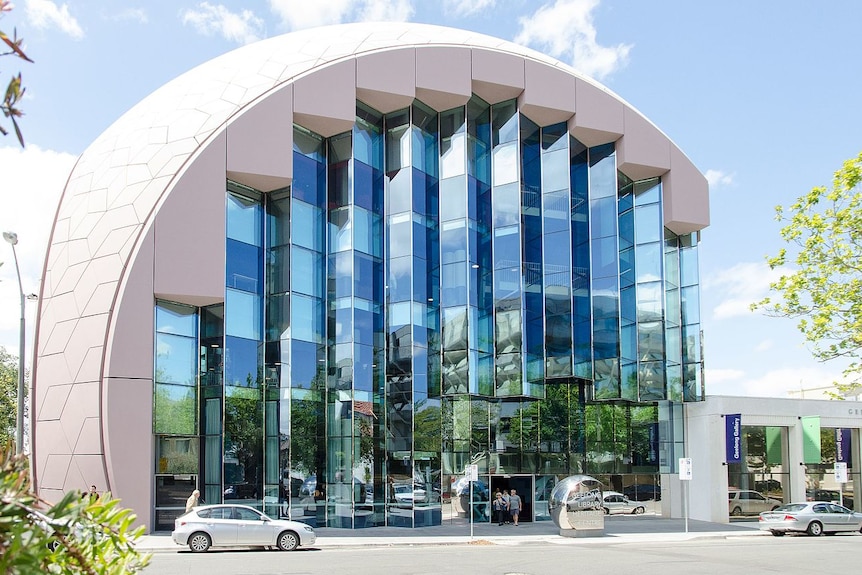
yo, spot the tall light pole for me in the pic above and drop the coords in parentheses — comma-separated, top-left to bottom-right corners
(3, 230, 32, 455)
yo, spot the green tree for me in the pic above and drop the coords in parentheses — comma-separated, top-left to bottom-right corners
(0, 442, 150, 574)
(1, 0, 32, 146)
(0, 347, 19, 445)
(754, 152, 862, 397)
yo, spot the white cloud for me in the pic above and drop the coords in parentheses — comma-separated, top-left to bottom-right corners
(704, 168, 734, 189)
(0, 145, 76, 354)
(514, 0, 631, 80)
(107, 8, 149, 24)
(268, 0, 412, 31)
(710, 366, 851, 399)
(25, 0, 85, 39)
(702, 261, 792, 320)
(181, 2, 265, 45)
(443, 0, 496, 18)
(704, 368, 744, 384)
(754, 339, 773, 352)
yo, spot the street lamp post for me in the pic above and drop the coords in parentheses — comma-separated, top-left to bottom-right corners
(3, 231, 28, 455)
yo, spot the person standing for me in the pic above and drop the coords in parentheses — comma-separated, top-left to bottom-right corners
(501, 489, 511, 524)
(493, 492, 507, 525)
(508, 488, 521, 526)
(185, 489, 201, 513)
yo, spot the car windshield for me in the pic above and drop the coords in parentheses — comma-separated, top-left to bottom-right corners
(773, 504, 806, 512)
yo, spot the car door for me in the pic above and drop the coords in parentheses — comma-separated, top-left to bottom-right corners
(200, 507, 237, 546)
(744, 491, 767, 514)
(825, 504, 854, 532)
(233, 506, 274, 545)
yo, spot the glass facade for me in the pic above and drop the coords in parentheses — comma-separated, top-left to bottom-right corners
(152, 96, 704, 529)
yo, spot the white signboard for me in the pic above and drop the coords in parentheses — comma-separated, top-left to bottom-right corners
(835, 462, 848, 484)
(465, 464, 478, 482)
(679, 457, 693, 481)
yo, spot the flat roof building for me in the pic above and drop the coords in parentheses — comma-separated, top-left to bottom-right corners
(32, 22, 710, 532)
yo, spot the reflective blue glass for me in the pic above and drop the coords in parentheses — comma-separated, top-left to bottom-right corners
(439, 177, 466, 221)
(637, 281, 663, 323)
(291, 247, 324, 297)
(290, 340, 324, 389)
(292, 200, 324, 252)
(156, 302, 197, 336)
(492, 182, 520, 227)
(354, 305, 373, 346)
(542, 148, 569, 192)
(591, 236, 618, 278)
(680, 245, 699, 287)
(291, 294, 324, 343)
(618, 209, 634, 251)
(636, 242, 662, 283)
(588, 144, 616, 199)
(388, 256, 411, 302)
(635, 203, 662, 244)
(225, 288, 261, 340)
(680, 285, 700, 325)
(638, 321, 664, 361)
(265, 293, 289, 341)
(329, 207, 352, 253)
(491, 100, 518, 144)
(492, 142, 518, 186)
(330, 252, 352, 299)
(354, 253, 375, 302)
(333, 306, 352, 344)
(591, 197, 618, 239)
(155, 332, 197, 385)
(441, 220, 467, 264)
(292, 153, 326, 206)
(619, 247, 635, 289)
(493, 226, 520, 269)
(542, 190, 569, 234)
(227, 193, 262, 246)
(441, 263, 467, 307)
(387, 214, 411, 258)
(634, 178, 661, 206)
(224, 335, 261, 387)
(227, 238, 262, 293)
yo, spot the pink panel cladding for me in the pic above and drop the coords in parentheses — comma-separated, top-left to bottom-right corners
(357, 49, 416, 113)
(519, 59, 575, 126)
(617, 107, 671, 181)
(569, 78, 624, 147)
(415, 46, 471, 111)
(293, 60, 356, 137)
(227, 86, 293, 192)
(154, 136, 226, 309)
(471, 48, 525, 104)
(663, 145, 710, 235)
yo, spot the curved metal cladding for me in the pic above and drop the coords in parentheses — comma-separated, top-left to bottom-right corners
(32, 22, 708, 531)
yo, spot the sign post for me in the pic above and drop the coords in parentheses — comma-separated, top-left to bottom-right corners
(465, 464, 478, 540)
(835, 462, 848, 507)
(679, 457, 692, 533)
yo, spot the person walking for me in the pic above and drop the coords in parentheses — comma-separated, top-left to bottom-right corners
(185, 489, 201, 513)
(508, 488, 521, 526)
(493, 492, 507, 525)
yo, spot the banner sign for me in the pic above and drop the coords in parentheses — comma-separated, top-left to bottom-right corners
(725, 413, 742, 463)
(801, 416, 821, 464)
(648, 423, 659, 464)
(836, 428, 851, 464)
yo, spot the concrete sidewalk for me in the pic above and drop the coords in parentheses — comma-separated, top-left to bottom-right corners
(139, 517, 764, 553)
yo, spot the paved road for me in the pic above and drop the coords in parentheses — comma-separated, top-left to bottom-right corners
(144, 532, 862, 575)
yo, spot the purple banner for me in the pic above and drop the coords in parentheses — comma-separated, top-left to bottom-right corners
(725, 414, 742, 463)
(836, 428, 851, 464)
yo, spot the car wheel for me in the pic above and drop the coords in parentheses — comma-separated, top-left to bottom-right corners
(806, 521, 823, 537)
(603, 507, 610, 515)
(188, 532, 211, 553)
(277, 530, 299, 551)
(771, 531, 785, 537)
(633, 507, 645, 515)
(730, 506, 742, 517)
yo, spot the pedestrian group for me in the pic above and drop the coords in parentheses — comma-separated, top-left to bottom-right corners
(493, 488, 521, 526)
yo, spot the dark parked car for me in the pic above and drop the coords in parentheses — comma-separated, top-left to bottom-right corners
(807, 489, 853, 509)
(623, 484, 661, 501)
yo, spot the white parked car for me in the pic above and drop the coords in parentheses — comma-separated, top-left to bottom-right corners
(602, 491, 645, 515)
(759, 502, 862, 536)
(172, 504, 316, 552)
(728, 490, 782, 516)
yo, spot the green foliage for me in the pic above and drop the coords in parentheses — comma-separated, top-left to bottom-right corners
(0, 0, 32, 146)
(753, 152, 862, 397)
(0, 347, 18, 445)
(0, 442, 150, 574)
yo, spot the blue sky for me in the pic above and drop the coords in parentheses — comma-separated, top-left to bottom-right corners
(1, 0, 861, 398)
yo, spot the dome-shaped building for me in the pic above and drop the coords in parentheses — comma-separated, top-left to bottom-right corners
(32, 22, 708, 532)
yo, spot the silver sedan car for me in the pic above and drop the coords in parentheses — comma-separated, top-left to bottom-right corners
(759, 502, 862, 536)
(172, 504, 316, 552)
(602, 491, 646, 515)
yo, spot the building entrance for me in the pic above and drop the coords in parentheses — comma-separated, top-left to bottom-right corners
(490, 475, 533, 523)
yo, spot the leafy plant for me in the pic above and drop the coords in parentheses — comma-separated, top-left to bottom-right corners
(0, 0, 32, 146)
(0, 442, 150, 574)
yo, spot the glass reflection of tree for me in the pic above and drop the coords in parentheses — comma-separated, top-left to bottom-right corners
(224, 372, 263, 488)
